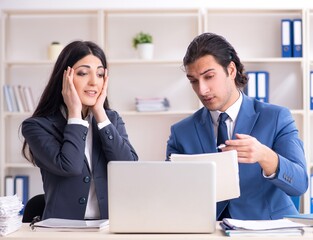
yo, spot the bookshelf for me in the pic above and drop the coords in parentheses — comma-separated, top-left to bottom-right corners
(0, 6, 312, 214)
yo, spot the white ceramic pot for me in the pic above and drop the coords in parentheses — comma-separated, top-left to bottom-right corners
(48, 42, 64, 61)
(137, 43, 154, 60)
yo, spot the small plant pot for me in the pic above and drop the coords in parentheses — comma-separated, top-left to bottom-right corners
(48, 42, 63, 61)
(137, 43, 154, 60)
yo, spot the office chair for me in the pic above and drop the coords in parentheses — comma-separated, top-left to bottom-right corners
(22, 194, 45, 223)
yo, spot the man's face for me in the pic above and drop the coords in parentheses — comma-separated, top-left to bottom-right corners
(185, 55, 238, 112)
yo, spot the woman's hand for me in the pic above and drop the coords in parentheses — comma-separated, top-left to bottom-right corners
(62, 66, 82, 118)
(91, 69, 109, 122)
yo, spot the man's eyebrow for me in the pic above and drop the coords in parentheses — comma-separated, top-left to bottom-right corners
(200, 68, 214, 75)
(186, 68, 214, 78)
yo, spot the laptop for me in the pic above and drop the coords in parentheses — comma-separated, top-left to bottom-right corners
(107, 161, 216, 233)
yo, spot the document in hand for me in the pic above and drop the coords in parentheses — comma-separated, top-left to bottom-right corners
(31, 218, 109, 232)
(221, 218, 306, 237)
(170, 150, 240, 201)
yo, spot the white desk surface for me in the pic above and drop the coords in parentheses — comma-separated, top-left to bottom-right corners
(3, 223, 313, 239)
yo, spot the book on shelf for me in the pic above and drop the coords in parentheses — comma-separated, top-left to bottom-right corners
(31, 218, 109, 232)
(3, 85, 13, 112)
(220, 218, 307, 237)
(284, 214, 313, 226)
(23, 86, 35, 111)
(13, 85, 25, 112)
(2, 84, 35, 113)
(135, 97, 170, 112)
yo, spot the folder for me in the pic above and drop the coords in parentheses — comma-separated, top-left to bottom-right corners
(245, 72, 257, 98)
(14, 175, 29, 214)
(5, 176, 14, 196)
(256, 71, 269, 103)
(310, 174, 313, 213)
(310, 72, 313, 110)
(281, 19, 292, 58)
(292, 19, 302, 57)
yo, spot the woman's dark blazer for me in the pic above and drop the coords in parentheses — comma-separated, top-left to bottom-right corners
(22, 109, 138, 220)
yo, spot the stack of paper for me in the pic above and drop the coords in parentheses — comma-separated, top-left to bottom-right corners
(135, 97, 170, 112)
(0, 195, 24, 236)
(220, 218, 307, 237)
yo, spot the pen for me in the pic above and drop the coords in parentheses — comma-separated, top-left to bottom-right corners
(216, 144, 227, 150)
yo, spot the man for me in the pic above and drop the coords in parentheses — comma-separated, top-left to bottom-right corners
(166, 33, 308, 220)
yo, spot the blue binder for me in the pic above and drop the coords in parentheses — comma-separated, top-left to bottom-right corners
(293, 19, 302, 57)
(310, 72, 313, 110)
(14, 175, 29, 214)
(281, 19, 293, 57)
(256, 71, 269, 103)
(311, 174, 313, 213)
(245, 72, 257, 98)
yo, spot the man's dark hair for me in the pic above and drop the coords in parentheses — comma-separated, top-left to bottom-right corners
(183, 32, 248, 88)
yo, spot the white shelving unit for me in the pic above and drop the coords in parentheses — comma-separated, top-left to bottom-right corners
(0, 6, 312, 214)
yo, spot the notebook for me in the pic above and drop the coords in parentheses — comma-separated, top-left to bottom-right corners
(107, 161, 216, 233)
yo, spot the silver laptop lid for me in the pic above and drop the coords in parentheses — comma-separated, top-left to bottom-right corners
(108, 161, 216, 233)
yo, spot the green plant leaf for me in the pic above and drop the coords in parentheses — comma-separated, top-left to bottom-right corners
(132, 32, 153, 49)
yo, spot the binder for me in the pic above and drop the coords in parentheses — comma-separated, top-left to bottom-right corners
(5, 175, 14, 196)
(281, 19, 293, 57)
(311, 71, 313, 110)
(14, 175, 29, 214)
(293, 19, 302, 57)
(310, 173, 313, 213)
(256, 71, 269, 103)
(245, 72, 257, 98)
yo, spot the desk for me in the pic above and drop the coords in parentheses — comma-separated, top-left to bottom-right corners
(3, 223, 313, 239)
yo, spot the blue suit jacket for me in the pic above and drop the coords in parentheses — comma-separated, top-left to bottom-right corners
(22, 109, 138, 220)
(166, 94, 308, 220)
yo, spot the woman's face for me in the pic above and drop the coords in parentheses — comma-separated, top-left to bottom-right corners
(72, 54, 105, 113)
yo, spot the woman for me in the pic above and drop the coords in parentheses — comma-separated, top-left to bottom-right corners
(22, 41, 138, 220)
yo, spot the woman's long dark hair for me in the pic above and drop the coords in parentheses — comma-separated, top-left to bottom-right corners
(22, 40, 110, 165)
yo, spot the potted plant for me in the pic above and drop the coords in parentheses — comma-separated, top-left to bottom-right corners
(132, 32, 154, 60)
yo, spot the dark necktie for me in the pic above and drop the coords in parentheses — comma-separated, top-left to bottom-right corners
(216, 112, 231, 219)
(217, 112, 229, 151)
